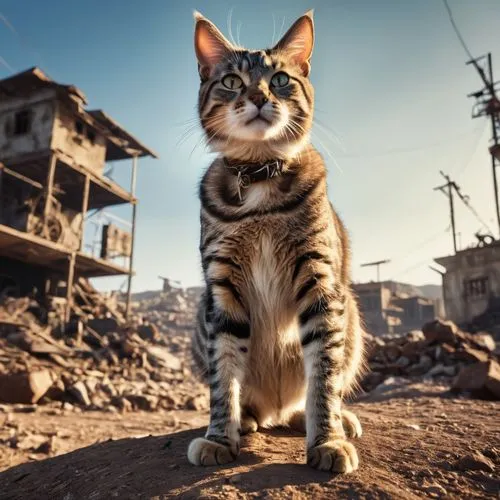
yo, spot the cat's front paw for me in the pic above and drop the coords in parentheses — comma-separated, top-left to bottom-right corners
(187, 437, 239, 466)
(307, 439, 359, 473)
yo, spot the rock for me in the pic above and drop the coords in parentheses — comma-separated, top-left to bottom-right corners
(454, 346, 490, 364)
(87, 317, 119, 335)
(0, 370, 54, 404)
(14, 433, 47, 451)
(44, 378, 66, 402)
(471, 333, 496, 352)
(420, 482, 447, 498)
(422, 319, 457, 344)
(185, 394, 207, 411)
(384, 344, 401, 362)
(68, 381, 91, 406)
(452, 360, 500, 399)
(159, 395, 179, 410)
(84, 378, 99, 395)
(34, 436, 56, 454)
(110, 396, 133, 412)
(125, 394, 159, 411)
(426, 364, 456, 377)
(400, 340, 426, 360)
(455, 451, 495, 472)
(395, 356, 410, 368)
(405, 423, 421, 431)
(137, 323, 161, 341)
(146, 346, 181, 371)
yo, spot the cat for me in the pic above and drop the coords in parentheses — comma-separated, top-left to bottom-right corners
(188, 10, 366, 474)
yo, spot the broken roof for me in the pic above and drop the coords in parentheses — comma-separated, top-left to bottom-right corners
(0, 67, 158, 161)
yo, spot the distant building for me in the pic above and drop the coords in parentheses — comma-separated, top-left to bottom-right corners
(353, 280, 440, 336)
(434, 239, 500, 326)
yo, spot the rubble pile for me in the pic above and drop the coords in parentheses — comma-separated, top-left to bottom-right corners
(0, 282, 207, 412)
(362, 319, 500, 400)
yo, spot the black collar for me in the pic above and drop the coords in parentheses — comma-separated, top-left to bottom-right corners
(223, 158, 287, 187)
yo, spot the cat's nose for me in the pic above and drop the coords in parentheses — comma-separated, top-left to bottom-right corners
(248, 92, 268, 109)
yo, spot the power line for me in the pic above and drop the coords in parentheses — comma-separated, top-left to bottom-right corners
(0, 11, 44, 69)
(389, 225, 451, 266)
(442, 0, 474, 60)
(0, 55, 14, 72)
(455, 120, 488, 179)
(334, 127, 484, 160)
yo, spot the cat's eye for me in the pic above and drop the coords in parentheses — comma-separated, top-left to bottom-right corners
(221, 74, 243, 90)
(270, 72, 289, 88)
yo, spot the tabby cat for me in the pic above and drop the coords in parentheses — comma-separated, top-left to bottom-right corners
(188, 10, 365, 474)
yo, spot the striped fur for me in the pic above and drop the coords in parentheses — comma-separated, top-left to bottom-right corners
(188, 11, 366, 474)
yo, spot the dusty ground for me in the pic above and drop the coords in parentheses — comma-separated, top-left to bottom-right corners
(0, 389, 498, 499)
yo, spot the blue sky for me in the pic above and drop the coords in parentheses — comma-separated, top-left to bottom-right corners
(1, 0, 499, 291)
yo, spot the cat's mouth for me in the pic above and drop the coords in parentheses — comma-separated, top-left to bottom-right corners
(245, 114, 272, 126)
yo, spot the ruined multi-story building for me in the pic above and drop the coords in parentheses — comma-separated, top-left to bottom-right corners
(0, 67, 157, 321)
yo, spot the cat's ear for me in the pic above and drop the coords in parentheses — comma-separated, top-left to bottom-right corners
(194, 11, 233, 80)
(273, 10, 314, 77)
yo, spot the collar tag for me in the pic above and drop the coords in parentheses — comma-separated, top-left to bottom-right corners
(224, 158, 286, 201)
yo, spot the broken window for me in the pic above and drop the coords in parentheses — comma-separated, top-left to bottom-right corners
(86, 128, 96, 144)
(14, 110, 32, 135)
(464, 277, 488, 300)
(75, 120, 84, 134)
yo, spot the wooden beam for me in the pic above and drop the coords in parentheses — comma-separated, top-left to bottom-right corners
(125, 155, 138, 319)
(64, 252, 76, 326)
(79, 175, 90, 251)
(43, 153, 57, 229)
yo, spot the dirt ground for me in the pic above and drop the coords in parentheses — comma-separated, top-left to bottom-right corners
(0, 389, 498, 499)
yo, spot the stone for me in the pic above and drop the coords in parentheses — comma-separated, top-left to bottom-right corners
(0, 370, 54, 404)
(44, 378, 66, 401)
(452, 360, 500, 399)
(400, 340, 426, 360)
(125, 394, 159, 411)
(455, 452, 495, 473)
(34, 436, 56, 454)
(185, 394, 207, 411)
(421, 483, 447, 498)
(146, 346, 181, 371)
(422, 319, 457, 344)
(68, 381, 91, 406)
(471, 333, 496, 352)
(137, 323, 161, 341)
(454, 346, 489, 364)
(110, 396, 133, 412)
(84, 378, 99, 395)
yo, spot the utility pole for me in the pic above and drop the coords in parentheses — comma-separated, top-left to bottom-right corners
(434, 172, 458, 253)
(360, 259, 391, 282)
(434, 170, 494, 254)
(466, 52, 500, 237)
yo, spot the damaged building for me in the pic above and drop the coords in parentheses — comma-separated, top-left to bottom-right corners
(434, 236, 500, 329)
(0, 67, 157, 323)
(354, 280, 442, 336)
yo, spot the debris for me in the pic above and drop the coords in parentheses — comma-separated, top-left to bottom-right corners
(422, 319, 457, 344)
(0, 370, 53, 404)
(455, 451, 496, 473)
(185, 395, 207, 411)
(67, 382, 91, 407)
(362, 319, 499, 400)
(452, 360, 500, 399)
